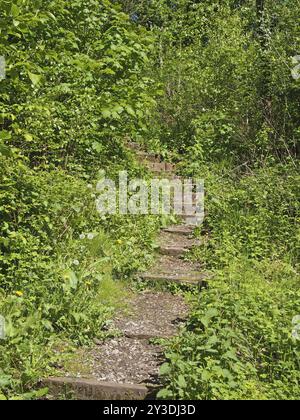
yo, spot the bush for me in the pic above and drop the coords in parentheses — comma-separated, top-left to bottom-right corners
(0, 154, 160, 397)
(159, 259, 300, 400)
(0, 0, 161, 398)
(185, 163, 300, 267)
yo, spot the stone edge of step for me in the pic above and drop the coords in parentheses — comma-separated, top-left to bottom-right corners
(41, 377, 158, 401)
(163, 226, 194, 236)
(138, 272, 209, 285)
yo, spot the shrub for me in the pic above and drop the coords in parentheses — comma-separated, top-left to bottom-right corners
(159, 259, 300, 400)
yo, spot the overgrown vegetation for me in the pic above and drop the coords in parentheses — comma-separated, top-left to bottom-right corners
(159, 259, 300, 400)
(0, 0, 160, 398)
(122, 0, 299, 400)
(0, 0, 299, 400)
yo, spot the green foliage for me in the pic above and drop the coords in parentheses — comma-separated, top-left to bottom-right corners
(187, 163, 299, 266)
(0, 0, 161, 398)
(159, 162, 299, 400)
(124, 0, 300, 402)
(133, 0, 300, 163)
(0, 155, 161, 395)
(0, 153, 160, 397)
(0, 0, 299, 401)
(159, 259, 300, 400)
(0, 0, 156, 171)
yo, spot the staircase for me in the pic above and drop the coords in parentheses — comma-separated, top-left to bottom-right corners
(42, 143, 207, 400)
(132, 142, 206, 289)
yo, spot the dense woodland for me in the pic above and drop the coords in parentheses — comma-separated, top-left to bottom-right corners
(0, 0, 299, 400)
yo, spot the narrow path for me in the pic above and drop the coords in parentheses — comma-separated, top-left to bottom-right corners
(43, 144, 206, 400)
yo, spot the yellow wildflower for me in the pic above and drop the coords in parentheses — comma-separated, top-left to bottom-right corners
(15, 291, 23, 297)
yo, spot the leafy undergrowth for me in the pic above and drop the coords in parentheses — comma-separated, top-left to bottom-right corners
(1, 0, 300, 401)
(196, 164, 299, 266)
(159, 162, 300, 400)
(159, 259, 300, 400)
(0, 0, 161, 399)
(0, 155, 160, 399)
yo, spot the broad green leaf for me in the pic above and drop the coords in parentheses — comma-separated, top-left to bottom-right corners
(125, 105, 136, 116)
(63, 270, 78, 290)
(0, 131, 11, 140)
(0, 143, 11, 157)
(177, 375, 187, 388)
(0, 374, 12, 388)
(101, 109, 112, 118)
(28, 72, 42, 86)
(156, 389, 171, 399)
(160, 363, 171, 375)
(11, 4, 20, 18)
(24, 133, 33, 142)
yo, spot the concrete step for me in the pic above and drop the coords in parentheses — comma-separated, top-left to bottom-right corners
(159, 246, 189, 257)
(136, 151, 161, 164)
(139, 272, 207, 286)
(147, 162, 175, 173)
(127, 142, 142, 151)
(181, 214, 204, 226)
(163, 225, 194, 236)
(42, 377, 156, 400)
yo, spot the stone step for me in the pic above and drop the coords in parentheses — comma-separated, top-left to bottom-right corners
(42, 377, 156, 400)
(139, 272, 207, 286)
(159, 246, 188, 257)
(147, 162, 175, 173)
(151, 174, 180, 180)
(112, 291, 188, 342)
(127, 142, 142, 151)
(136, 151, 161, 164)
(163, 225, 194, 236)
(165, 162, 176, 172)
(181, 214, 204, 226)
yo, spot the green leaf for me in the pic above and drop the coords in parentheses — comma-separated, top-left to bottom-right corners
(206, 308, 219, 319)
(0, 131, 11, 140)
(92, 142, 103, 153)
(0, 143, 11, 157)
(0, 374, 12, 388)
(157, 389, 171, 399)
(201, 370, 211, 382)
(28, 72, 42, 86)
(34, 388, 49, 398)
(0, 131, 12, 156)
(125, 105, 136, 117)
(11, 4, 20, 18)
(113, 105, 124, 114)
(63, 270, 78, 291)
(160, 363, 171, 375)
(101, 109, 112, 119)
(24, 133, 33, 142)
(177, 375, 187, 388)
